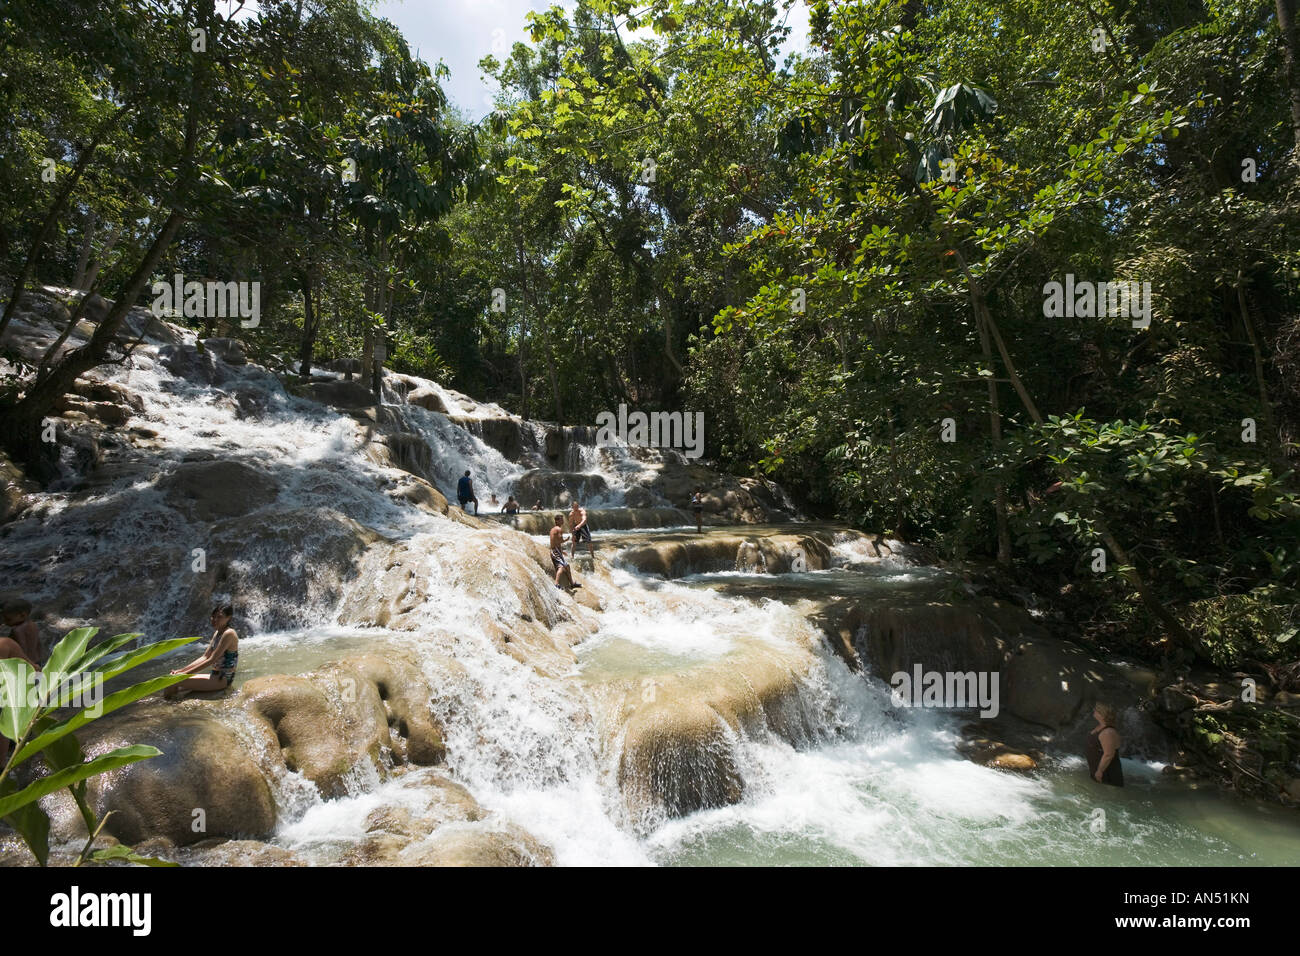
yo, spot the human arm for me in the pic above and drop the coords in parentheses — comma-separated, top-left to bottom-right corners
(0, 637, 40, 671)
(172, 631, 230, 675)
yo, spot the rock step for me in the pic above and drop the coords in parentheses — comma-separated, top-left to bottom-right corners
(487, 507, 693, 534)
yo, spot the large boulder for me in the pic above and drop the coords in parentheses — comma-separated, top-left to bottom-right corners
(51, 707, 278, 846)
(1004, 639, 1145, 730)
(606, 639, 819, 820)
(853, 600, 1030, 679)
(202, 337, 247, 365)
(614, 531, 833, 578)
(390, 475, 450, 515)
(404, 825, 555, 867)
(120, 307, 187, 346)
(240, 672, 389, 798)
(407, 386, 449, 414)
(511, 469, 610, 509)
(159, 459, 279, 521)
(158, 343, 229, 385)
(344, 653, 446, 765)
(344, 770, 553, 866)
(0, 452, 36, 525)
(296, 379, 376, 409)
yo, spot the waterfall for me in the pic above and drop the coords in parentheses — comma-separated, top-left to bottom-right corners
(4, 305, 1295, 867)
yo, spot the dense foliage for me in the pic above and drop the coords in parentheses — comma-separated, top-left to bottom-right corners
(1, 0, 1297, 669)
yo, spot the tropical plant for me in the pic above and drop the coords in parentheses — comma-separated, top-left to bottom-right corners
(0, 627, 197, 866)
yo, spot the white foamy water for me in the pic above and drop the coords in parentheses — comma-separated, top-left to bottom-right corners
(6, 312, 1297, 867)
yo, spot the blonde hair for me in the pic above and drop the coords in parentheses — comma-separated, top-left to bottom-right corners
(1094, 702, 1119, 725)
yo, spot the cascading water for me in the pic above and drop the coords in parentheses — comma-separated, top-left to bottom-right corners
(3, 305, 1297, 867)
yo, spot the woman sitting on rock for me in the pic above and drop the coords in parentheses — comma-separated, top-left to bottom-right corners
(1086, 702, 1124, 787)
(165, 603, 239, 700)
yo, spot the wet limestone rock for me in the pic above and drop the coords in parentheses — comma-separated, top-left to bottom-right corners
(406, 824, 555, 867)
(295, 379, 377, 409)
(853, 600, 1029, 679)
(406, 386, 449, 413)
(344, 653, 446, 765)
(614, 531, 833, 578)
(345, 770, 554, 866)
(1004, 639, 1138, 730)
(240, 671, 389, 798)
(609, 640, 818, 819)
(53, 707, 277, 846)
(159, 459, 279, 521)
(202, 337, 247, 365)
(390, 475, 449, 515)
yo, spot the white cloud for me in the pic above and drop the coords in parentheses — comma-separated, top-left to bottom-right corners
(371, 0, 810, 120)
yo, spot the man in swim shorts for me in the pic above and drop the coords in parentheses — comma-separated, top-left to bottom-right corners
(550, 514, 573, 589)
(568, 500, 593, 562)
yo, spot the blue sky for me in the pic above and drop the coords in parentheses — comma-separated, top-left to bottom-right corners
(371, 0, 811, 120)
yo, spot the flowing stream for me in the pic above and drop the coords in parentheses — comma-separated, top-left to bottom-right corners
(3, 318, 1297, 866)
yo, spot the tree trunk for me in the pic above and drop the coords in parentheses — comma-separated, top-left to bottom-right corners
(954, 250, 1012, 566)
(0, 210, 186, 479)
(1277, 0, 1300, 150)
(0, 104, 129, 340)
(72, 209, 98, 290)
(81, 222, 122, 292)
(298, 266, 316, 377)
(949, 246, 1193, 644)
(1236, 273, 1279, 461)
(514, 226, 531, 419)
(976, 298, 1013, 567)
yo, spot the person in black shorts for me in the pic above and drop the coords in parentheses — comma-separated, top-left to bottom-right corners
(549, 514, 574, 589)
(568, 500, 593, 562)
(691, 487, 704, 533)
(456, 470, 478, 515)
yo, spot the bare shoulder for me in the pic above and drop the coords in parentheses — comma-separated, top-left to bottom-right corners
(221, 627, 239, 646)
(1100, 726, 1121, 745)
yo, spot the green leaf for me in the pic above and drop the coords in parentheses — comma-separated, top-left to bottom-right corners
(92, 637, 199, 685)
(64, 633, 142, 681)
(14, 675, 189, 769)
(0, 746, 160, 819)
(89, 845, 179, 867)
(0, 659, 39, 741)
(45, 627, 98, 681)
(0, 776, 49, 866)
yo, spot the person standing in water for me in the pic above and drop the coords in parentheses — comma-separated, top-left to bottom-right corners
(165, 604, 239, 700)
(502, 495, 520, 514)
(691, 488, 704, 534)
(1086, 703, 1124, 786)
(568, 500, 594, 562)
(549, 514, 575, 590)
(457, 470, 478, 515)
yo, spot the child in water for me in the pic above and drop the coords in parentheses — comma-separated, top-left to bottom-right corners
(165, 603, 239, 700)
